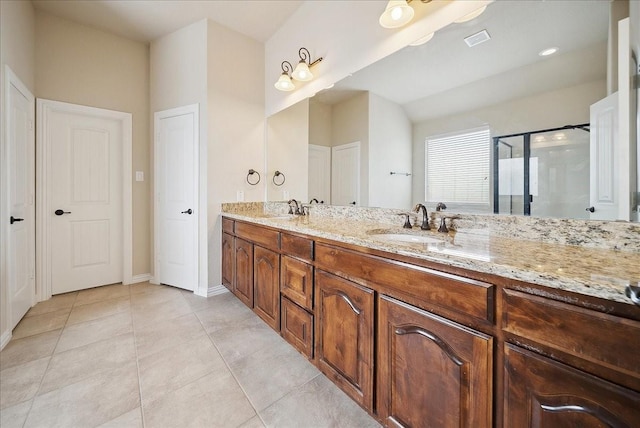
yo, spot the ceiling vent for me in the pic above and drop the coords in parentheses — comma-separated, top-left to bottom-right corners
(464, 29, 491, 47)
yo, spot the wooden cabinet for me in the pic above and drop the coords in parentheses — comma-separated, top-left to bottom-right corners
(253, 245, 280, 331)
(221, 232, 234, 292)
(504, 344, 640, 427)
(377, 295, 493, 428)
(281, 255, 314, 310)
(315, 269, 374, 411)
(234, 237, 253, 307)
(281, 296, 314, 358)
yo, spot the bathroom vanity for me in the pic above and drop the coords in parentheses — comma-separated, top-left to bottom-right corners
(221, 206, 640, 427)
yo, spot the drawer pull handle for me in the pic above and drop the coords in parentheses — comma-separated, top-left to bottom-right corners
(625, 285, 640, 306)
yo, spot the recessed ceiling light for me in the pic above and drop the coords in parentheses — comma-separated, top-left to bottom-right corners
(409, 32, 435, 46)
(539, 47, 559, 57)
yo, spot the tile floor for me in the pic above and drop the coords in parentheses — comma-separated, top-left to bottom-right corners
(0, 283, 381, 428)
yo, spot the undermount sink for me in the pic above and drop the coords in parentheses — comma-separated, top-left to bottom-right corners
(370, 233, 443, 245)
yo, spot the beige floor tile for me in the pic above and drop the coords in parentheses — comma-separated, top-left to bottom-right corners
(55, 311, 132, 354)
(143, 370, 256, 428)
(259, 375, 381, 428)
(26, 293, 77, 318)
(0, 329, 61, 370)
(209, 315, 286, 364)
(129, 282, 163, 295)
(195, 294, 255, 334)
(0, 357, 49, 410)
(74, 283, 130, 307)
(12, 309, 69, 340)
(131, 295, 192, 329)
(98, 407, 143, 428)
(239, 415, 266, 428)
(66, 295, 131, 326)
(39, 333, 135, 395)
(0, 399, 32, 428)
(25, 363, 140, 428)
(138, 335, 226, 405)
(131, 285, 183, 308)
(180, 289, 231, 312)
(229, 337, 320, 411)
(134, 312, 207, 359)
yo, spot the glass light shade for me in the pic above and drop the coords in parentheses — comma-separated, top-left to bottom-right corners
(409, 32, 435, 46)
(292, 61, 313, 82)
(379, 0, 414, 29)
(274, 73, 295, 91)
(453, 5, 487, 23)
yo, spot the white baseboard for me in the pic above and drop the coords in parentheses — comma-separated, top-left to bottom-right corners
(128, 273, 152, 284)
(207, 284, 230, 297)
(0, 330, 12, 351)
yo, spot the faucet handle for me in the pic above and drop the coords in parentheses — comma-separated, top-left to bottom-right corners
(397, 212, 416, 229)
(437, 215, 460, 233)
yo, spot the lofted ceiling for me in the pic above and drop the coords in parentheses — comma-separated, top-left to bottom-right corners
(31, 0, 304, 43)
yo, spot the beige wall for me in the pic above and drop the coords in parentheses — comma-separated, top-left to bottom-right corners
(309, 99, 332, 148)
(0, 0, 36, 346)
(35, 11, 151, 276)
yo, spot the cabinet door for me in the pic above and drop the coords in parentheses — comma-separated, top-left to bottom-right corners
(315, 270, 374, 410)
(253, 246, 280, 331)
(234, 238, 253, 308)
(281, 297, 313, 359)
(281, 255, 314, 311)
(221, 232, 234, 292)
(378, 295, 493, 428)
(505, 344, 640, 428)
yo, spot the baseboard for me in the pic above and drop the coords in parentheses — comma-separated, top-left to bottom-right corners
(129, 273, 152, 284)
(0, 330, 12, 351)
(207, 284, 230, 297)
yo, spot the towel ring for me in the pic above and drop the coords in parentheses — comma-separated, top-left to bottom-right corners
(273, 170, 286, 186)
(246, 169, 261, 185)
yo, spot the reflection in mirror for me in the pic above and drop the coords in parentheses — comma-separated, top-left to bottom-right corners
(267, 0, 636, 220)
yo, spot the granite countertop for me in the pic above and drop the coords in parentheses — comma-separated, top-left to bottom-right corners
(222, 211, 640, 306)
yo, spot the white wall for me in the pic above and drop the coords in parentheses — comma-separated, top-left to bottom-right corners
(368, 93, 412, 209)
(36, 11, 151, 276)
(265, 0, 492, 116)
(412, 79, 606, 205)
(0, 0, 35, 348)
(207, 20, 265, 291)
(266, 99, 309, 202)
(632, 0, 640, 215)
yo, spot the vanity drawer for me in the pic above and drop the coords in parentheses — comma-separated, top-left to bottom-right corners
(503, 289, 640, 387)
(281, 233, 314, 262)
(222, 217, 234, 234)
(315, 243, 494, 323)
(235, 222, 280, 251)
(281, 255, 314, 311)
(281, 297, 314, 359)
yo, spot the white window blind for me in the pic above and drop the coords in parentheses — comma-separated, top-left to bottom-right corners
(425, 127, 490, 205)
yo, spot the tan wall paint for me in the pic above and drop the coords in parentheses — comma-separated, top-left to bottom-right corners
(0, 0, 36, 346)
(35, 11, 151, 277)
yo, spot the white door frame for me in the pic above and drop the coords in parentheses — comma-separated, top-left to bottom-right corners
(36, 99, 133, 300)
(1, 66, 36, 348)
(153, 104, 206, 295)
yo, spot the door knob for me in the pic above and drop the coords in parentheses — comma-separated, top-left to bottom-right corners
(181, 209, 193, 215)
(586, 206, 595, 213)
(54, 209, 71, 216)
(10, 216, 24, 225)
(350, 201, 356, 205)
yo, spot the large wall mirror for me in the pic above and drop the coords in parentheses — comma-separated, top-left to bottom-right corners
(266, 0, 638, 221)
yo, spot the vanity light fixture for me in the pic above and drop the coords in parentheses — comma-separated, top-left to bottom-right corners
(292, 47, 323, 82)
(274, 61, 295, 91)
(379, 0, 432, 29)
(453, 4, 488, 23)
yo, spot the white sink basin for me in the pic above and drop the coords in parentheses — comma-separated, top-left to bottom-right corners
(370, 233, 442, 244)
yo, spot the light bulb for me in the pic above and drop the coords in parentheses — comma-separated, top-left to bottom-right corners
(379, 1, 414, 29)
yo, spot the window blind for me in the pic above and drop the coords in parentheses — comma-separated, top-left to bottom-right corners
(425, 127, 490, 205)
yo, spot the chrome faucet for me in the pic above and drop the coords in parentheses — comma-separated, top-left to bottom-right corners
(287, 199, 302, 215)
(414, 204, 430, 230)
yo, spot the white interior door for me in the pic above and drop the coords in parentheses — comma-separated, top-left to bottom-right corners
(308, 144, 331, 204)
(6, 67, 35, 329)
(589, 93, 619, 221)
(331, 142, 360, 206)
(155, 105, 198, 291)
(46, 103, 125, 294)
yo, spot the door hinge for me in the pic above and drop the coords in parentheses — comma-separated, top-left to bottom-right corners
(29, 120, 34, 131)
